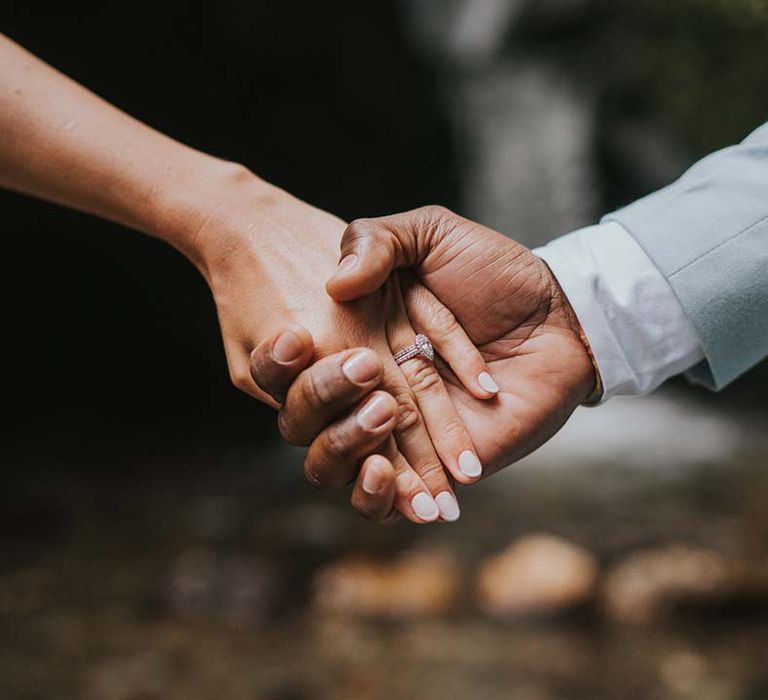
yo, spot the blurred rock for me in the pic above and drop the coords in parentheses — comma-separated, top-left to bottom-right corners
(84, 651, 172, 700)
(475, 533, 598, 617)
(659, 648, 741, 700)
(313, 548, 460, 617)
(660, 650, 708, 695)
(185, 496, 239, 541)
(602, 545, 768, 625)
(168, 549, 275, 626)
(266, 502, 350, 549)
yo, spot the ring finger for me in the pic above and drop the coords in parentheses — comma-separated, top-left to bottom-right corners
(386, 274, 483, 486)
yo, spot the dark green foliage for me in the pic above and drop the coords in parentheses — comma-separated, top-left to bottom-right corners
(607, 0, 768, 155)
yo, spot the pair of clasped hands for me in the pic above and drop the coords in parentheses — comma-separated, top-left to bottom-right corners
(0, 35, 593, 521)
(0, 32, 598, 524)
(216, 183, 597, 526)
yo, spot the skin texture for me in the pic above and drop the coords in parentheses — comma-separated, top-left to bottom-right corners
(0, 35, 500, 524)
(250, 206, 598, 523)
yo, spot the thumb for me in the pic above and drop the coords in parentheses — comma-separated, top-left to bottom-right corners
(327, 206, 458, 302)
(249, 323, 315, 405)
(326, 217, 406, 302)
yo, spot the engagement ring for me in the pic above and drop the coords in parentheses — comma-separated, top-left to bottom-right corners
(393, 334, 435, 366)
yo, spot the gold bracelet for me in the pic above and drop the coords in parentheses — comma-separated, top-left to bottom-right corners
(577, 326, 604, 406)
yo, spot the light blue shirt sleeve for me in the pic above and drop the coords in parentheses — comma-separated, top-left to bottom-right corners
(535, 222, 704, 400)
(604, 122, 768, 390)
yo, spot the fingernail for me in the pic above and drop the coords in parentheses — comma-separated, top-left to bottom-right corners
(342, 350, 379, 384)
(459, 450, 482, 478)
(411, 492, 439, 521)
(356, 394, 394, 431)
(362, 465, 385, 495)
(337, 254, 358, 275)
(478, 371, 499, 394)
(435, 492, 460, 522)
(272, 329, 303, 363)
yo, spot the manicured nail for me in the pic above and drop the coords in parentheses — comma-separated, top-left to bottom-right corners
(411, 492, 439, 521)
(342, 350, 379, 384)
(272, 329, 303, 363)
(435, 492, 460, 522)
(478, 371, 499, 394)
(356, 394, 394, 431)
(459, 450, 482, 478)
(337, 254, 358, 275)
(362, 465, 385, 495)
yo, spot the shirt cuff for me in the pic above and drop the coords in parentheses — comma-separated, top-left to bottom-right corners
(533, 221, 704, 401)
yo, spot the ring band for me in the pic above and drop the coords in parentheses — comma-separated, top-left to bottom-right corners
(393, 334, 435, 366)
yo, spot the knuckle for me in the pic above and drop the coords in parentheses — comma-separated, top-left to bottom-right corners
(415, 459, 445, 485)
(393, 392, 421, 433)
(419, 204, 461, 241)
(430, 304, 459, 338)
(347, 216, 375, 232)
(277, 410, 306, 446)
(302, 369, 337, 409)
(345, 217, 378, 244)
(323, 424, 353, 461)
(421, 204, 452, 222)
(441, 417, 469, 443)
(404, 359, 442, 395)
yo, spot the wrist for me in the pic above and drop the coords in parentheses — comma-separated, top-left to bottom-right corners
(546, 269, 601, 406)
(142, 153, 277, 274)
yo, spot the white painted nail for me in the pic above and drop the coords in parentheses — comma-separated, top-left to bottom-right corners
(435, 492, 460, 522)
(411, 492, 439, 521)
(459, 450, 482, 478)
(478, 371, 499, 394)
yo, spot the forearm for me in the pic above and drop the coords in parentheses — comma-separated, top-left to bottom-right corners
(0, 33, 259, 264)
(604, 122, 768, 390)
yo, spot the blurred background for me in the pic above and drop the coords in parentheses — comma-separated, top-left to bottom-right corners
(2, 1, 768, 698)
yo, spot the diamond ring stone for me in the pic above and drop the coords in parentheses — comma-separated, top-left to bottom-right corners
(393, 334, 435, 366)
